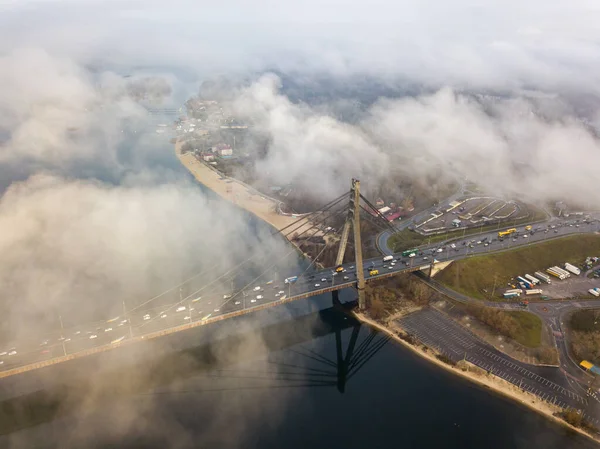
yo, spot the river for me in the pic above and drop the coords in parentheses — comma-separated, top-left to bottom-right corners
(0, 129, 596, 448)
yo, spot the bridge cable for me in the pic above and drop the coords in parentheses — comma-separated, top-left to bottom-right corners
(133, 205, 349, 330)
(272, 191, 351, 237)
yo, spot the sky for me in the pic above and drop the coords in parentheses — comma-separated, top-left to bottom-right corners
(1, 0, 600, 445)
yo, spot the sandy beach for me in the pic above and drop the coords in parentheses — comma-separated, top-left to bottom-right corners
(176, 142, 319, 239)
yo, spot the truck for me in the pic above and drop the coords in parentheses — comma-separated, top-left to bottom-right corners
(524, 274, 540, 285)
(498, 228, 517, 238)
(369, 269, 379, 276)
(517, 276, 533, 289)
(546, 268, 568, 280)
(534, 271, 552, 284)
(503, 292, 520, 299)
(505, 288, 523, 294)
(564, 262, 581, 276)
(284, 276, 298, 284)
(383, 255, 393, 262)
(589, 288, 600, 297)
(525, 289, 543, 295)
(552, 266, 571, 278)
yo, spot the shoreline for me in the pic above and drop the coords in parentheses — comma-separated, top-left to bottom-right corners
(354, 312, 600, 445)
(175, 142, 321, 253)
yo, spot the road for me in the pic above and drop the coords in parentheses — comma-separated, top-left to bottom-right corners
(2, 215, 600, 375)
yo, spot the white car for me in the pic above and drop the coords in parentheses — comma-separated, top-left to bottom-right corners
(184, 316, 191, 320)
(253, 286, 261, 291)
(214, 308, 220, 312)
(250, 299, 257, 303)
(65, 338, 71, 342)
(437, 248, 443, 253)
(256, 295, 263, 300)
(278, 290, 285, 295)
(321, 278, 327, 282)
(388, 266, 393, 270)
(160, 313, 167, 319)
(176, 306, 186, 312)
(104, 327, 112, 332)
(315, 283, 321, 287)
(89, 335, 97, 340)
(223, 295, 231, 299)
(8, 350, 17, 356)
(523, 234, 528, 238)
(143, 314, 151, 321)
(234, 301, 241, 305)
(450, 243, 456, 249)
(40, 340, 49, 346)
(75, 331, 81, 335)
(0, 352, 7, 356)
(343, 276, 349, 280)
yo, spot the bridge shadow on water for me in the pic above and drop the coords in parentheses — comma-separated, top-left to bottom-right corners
(0, 300, 389, 435)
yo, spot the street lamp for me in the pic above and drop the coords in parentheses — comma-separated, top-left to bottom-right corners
(59, 315, 67, 357)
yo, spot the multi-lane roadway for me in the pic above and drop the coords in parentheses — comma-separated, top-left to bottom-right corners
(1, 215, 600, 375)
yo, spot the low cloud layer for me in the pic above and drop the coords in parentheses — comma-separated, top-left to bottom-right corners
(0, 173, 284, 341)
(228, 76, 600, 207)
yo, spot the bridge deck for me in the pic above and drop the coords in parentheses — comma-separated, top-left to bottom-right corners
(0, 265, 425, 379)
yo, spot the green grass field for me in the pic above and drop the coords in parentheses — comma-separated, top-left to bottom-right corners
(507, 311, 542, 347)
(436, 234, 600, 300)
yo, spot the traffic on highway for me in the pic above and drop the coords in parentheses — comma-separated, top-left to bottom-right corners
(1, 215, 599, 374)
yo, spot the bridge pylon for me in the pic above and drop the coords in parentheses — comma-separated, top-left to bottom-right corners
(334, 179, 366, 310)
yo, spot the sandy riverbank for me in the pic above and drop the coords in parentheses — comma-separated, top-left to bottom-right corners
(354, 312, 600, 445)
(175, 142, 319, 239)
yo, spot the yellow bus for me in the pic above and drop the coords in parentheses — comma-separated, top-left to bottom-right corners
(498, 228, 517, 238)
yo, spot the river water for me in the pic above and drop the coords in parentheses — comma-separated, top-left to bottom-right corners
(0, 132, 596, 448)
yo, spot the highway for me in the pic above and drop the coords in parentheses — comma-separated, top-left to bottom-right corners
(1, 215, 600, 376)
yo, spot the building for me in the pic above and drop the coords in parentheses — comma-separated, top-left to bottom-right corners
(385, 211, 403, 221)
(375, 198, 385, 208)
(200, 152, 215, 162)
(378, 206, 391, 215)
(213, 143, 233, 157)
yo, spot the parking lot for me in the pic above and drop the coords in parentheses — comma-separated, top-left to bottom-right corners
(542, 275, 600, 299)
(397, 309, 592, 413)
(418, 196, 523, 234)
